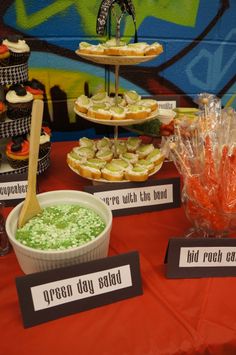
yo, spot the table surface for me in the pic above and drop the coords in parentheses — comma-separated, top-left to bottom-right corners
(1, 141, 236, 355)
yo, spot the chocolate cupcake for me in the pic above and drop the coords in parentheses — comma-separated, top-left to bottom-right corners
(6, 135, 29, 169)
(27, 125, 51, 158)
(3, 35, 30, 65)
(39, 126, 51, 157)
(6, 85, 33, 119)
(0, 86, 7, 121)
(0, 43, 10, 67)
(24, 79, 44, 100)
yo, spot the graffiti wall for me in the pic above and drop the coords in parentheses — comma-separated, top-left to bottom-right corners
(0, 0, 235, 139)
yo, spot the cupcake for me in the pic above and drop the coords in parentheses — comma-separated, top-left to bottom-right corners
(24, 79, 44, 100)
(3, 35, 30, 65)
(0, 86, 7, 121)
(40, 126, 51, 153)
(27, 126, 51, 158)
(6, 136, 29, 169)
(0, 43, 10, 66)
(6, 85, 33, 119)
(28, 126, 51, 158)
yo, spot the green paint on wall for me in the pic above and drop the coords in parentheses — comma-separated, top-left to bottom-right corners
(15, 0, 200, 34)
(29, 67, 106, 123)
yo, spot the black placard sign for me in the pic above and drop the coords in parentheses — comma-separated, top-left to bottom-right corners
(15, 251, 142, 328)
(84, 177, 180, 216)
(0, 172, 28, 206)
(165, 238, 236, 279)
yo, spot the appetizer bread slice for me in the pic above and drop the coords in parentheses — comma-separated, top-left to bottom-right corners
(78, 162, 102, 180)
(102, 162, 124, 181)
(111, 158, 131, 172)
(144, 42, 163, 56)
(96, 148, 113, 162)
(110, 105, 126, 120)
(78, 137, 96, 150)
(126, 104, 150, 119)
(139, 98, 158, 111)
(136, 143, 155, 158)
(134, 159, 155, 173)
(66, 150, 86, 170)
(119, 151, 139, 164)
(146, 148, 164, 165)
(72, 146, 95, 159)
(126, 137, 142, 152)
(75, 94, 91, 113)
(87, 105, 112, 120)
(125, 166, 149, 182)
(96, 137, 112, 150)
(123, 90, 141, 104)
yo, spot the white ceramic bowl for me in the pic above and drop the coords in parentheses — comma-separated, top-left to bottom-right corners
(157, 109, 176, 124)
(6, 190, 113, 274)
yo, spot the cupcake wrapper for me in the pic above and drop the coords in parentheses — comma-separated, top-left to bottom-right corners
(0, 110, 7, 122)
(4, 148, 50, 175)
(0, 115, 31, 138)
(0, 57, 10, 67)
(0, 63, 28, 85)
(39, 142, 51, 158)
(9, 51, 30, 66)
(7, 101, 33, 119)
(7, 157, 29, 169)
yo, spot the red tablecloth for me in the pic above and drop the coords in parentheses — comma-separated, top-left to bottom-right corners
(1, 141, 236, 355)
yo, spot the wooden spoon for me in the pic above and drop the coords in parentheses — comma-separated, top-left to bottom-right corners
(18, 99, 44, 228)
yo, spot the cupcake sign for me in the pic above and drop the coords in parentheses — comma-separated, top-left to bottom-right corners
(0, 172, 28, 206)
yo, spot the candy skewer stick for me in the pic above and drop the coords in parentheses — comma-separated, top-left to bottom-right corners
(169, 142, 191, 176)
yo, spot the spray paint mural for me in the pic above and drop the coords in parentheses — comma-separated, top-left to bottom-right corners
(0, 0, 235, 139)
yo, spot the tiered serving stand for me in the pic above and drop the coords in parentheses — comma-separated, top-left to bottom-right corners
(73, 50, 164, 182)
(0, 63, 50, 176)
(70, 3, 167, 183)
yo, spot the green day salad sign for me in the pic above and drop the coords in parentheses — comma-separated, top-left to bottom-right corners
(16, 251, 142, 328)
(0, 173, 28, 206)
